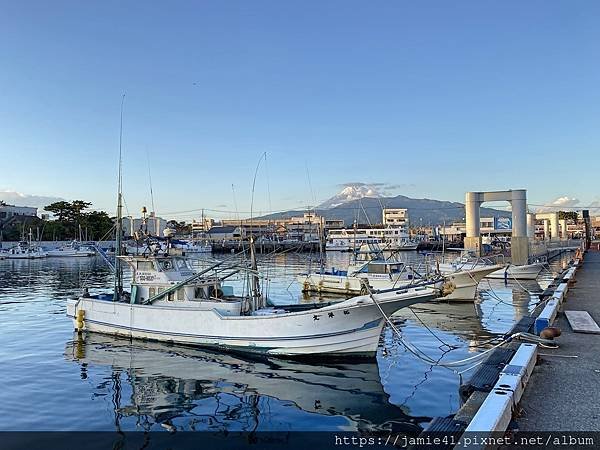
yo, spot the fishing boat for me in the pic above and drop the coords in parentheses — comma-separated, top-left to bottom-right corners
(6, 231, 48, 259)
(325, 228, 418, 252)
(299, 243, 487, 302)
(436, 251, 545, 280)
(177, 239, 212, 254)
(67, 228, 440, 357)
(47, 240, 96, 257)
(298, 243, 446, 295)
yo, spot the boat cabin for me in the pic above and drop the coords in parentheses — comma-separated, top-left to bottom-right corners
(104, 255, 243, 315)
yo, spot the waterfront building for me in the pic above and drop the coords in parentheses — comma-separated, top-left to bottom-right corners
(220, 211, 325, 242)
(0, 203, 37, 220)
(122, 212, 167, 237)
(382, 208, 409, 229)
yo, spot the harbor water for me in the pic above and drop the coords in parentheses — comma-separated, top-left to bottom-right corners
(0, 252, 571, 432)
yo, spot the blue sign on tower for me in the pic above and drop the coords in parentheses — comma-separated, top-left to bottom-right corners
(494, 217, 512, 230)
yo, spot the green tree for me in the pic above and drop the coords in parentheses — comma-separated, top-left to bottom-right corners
(44, 201, 74, 221)
(82, 210, 114, 240)
(42, 200, 113, 241)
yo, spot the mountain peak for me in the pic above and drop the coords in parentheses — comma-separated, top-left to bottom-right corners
(318, 184, 382, 209)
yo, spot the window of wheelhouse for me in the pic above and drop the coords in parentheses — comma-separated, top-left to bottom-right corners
(174, 258, 190, 271)
(137, 260, 154, 271)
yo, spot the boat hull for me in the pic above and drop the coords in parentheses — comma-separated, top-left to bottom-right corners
(485, 263, 545, 280)
(67, 289, 437, 357)
(298, 273, 441, 295)
(440, 265, 503, 302)
(6, 253, 47, 259)
(47, 251, 95, 257)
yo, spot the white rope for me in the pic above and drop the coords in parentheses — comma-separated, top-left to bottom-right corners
(361, 281, 513, 371)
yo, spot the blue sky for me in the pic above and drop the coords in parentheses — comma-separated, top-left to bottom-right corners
(1, 1, 598, 219)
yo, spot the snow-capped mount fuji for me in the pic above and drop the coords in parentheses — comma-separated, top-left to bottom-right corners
(256, 190, 511, 226)
(318, 185, 382, 209)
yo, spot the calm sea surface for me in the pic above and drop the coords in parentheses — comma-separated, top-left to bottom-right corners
(0, 251, 571, 432)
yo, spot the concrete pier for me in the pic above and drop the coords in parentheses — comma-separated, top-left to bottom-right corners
(419, 246, 596, 443)
(516, 250, 600, 431)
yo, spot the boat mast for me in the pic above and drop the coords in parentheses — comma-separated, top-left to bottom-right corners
(248, 152, 266, 312)
(114, 94, 125, 302)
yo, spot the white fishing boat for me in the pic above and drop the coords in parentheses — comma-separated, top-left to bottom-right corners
(325, 227, 418, 252)
(388, 240, 419, 251)
(436, 251, 545, 280)
(6, 238, 48, 259)
(67, 236, 439, 356)
(47, 240, 96, 257)
(178, 239, 212, 254)
(299, 243, 487, 302)
(298, 243, 446, 295)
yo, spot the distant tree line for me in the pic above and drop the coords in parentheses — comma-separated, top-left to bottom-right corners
(42, 201, 114, 241)
(0, 200, 114, 242)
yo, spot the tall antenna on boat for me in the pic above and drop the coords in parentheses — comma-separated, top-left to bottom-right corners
(249, 152, 267, 310)
(231, 184, 240, 221)
(146, 150, 156, 216)
(114, 93, 125, 302)
(249, 151, 267, 234)
(146, 149, 159, 235)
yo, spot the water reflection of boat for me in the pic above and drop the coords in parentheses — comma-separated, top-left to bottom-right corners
(64, 334, 424, 433)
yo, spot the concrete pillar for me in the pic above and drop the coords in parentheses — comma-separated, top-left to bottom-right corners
(543, 219, 550, 241)
(510, 189, 528, 265)
(560, 219, 568, 240)
(550, 212, 559, 241)
(464, 192, 482, 256)
(526, 213, 536, 239)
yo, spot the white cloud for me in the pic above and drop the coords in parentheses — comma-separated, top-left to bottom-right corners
(0, 191, 64, 210)
(535, 196, 580, 212)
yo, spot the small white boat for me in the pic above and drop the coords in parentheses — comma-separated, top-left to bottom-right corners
(387, 240, 419, 251)
(47, 241, 96, 257)
(178, 240, 212, 254)
(6, 241, 48, 259)
(325, 228, 418, 252)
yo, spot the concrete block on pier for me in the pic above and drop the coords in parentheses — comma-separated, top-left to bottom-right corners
(565, 310, 600, 334)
